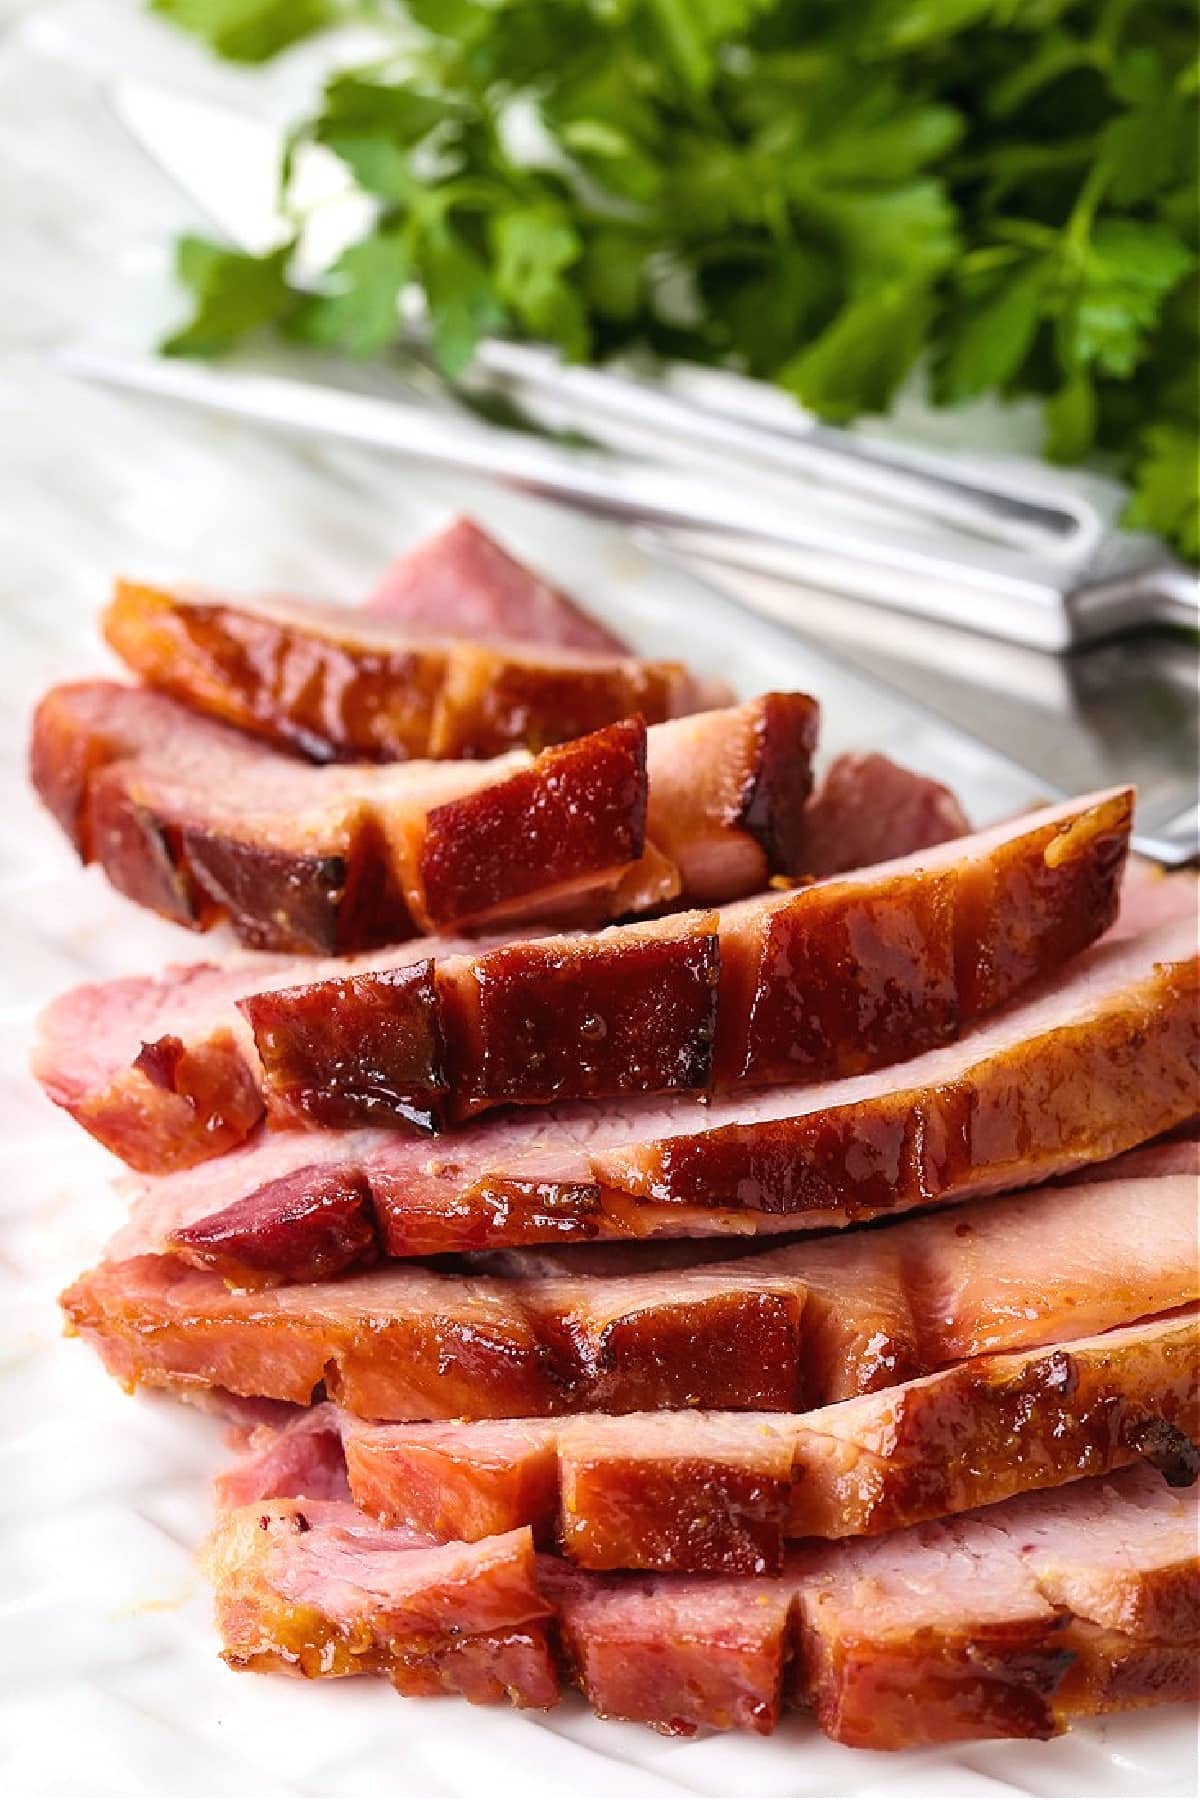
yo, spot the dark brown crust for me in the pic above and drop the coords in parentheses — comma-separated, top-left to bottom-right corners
(562, 1452, 793, 1575)
(240, 963, 446, 1132)
(122, 1031, 266, 1174)
(794, 1604, 1200, 1749)
(87, 767, 211, 929)
(735, 690, 821, 875)
(439, 925, 721, 1114)
(316, 1315, 1199, 1573)
(59, 1162, 1200, 1423)
(953, 792, 1135, 1016)
(28, 684, 654, 952)
(167, 1169, 380, 1286)
(588, 954, 1198, 1222)
(353, 943, 1199, 1256)
(559, 1318, 1200, 1572)
(237, 791, 1127, 1138)
(36, 790, 1133, 1166)
(416, 716, 647, 929)
(244, 919, 721, 1133)
(794, 1606, 1077, 1747)
(61, 1255, 809, 1419)
(103, 578, 691, 762)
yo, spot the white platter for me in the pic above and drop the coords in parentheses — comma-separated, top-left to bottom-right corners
(1, 5, 1196, 1793)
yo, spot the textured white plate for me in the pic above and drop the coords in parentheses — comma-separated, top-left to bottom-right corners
(1, 4, 1196, 1794)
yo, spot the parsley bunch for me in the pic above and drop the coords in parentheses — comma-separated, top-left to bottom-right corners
(154, 0, 1200, 556)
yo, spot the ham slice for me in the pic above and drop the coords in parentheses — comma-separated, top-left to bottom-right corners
(783, 1465, 1200, 1748)
(103, 577, 716, 764)
(244, 786, 1130, 1127)
(77, 915, 1198, 1278)
(60, 1168, 1200, 1419)
(203, 1459, 1199, 1746)
(30, 684, 817, 952)
(30, 937, 460, 1171)
(781, 748, 967, 877)
(204, 1498, 559, 1706)
(333, 1311, 1198, 1570)
(364, 516, 630, 654)
(34, 786, 1127, 1167)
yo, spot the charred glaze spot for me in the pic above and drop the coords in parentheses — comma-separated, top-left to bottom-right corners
(134, 1034, 186, 1092)
(735, 693, 820, 875)
(169, 1168, 380, 1285)
(1125, 1415, 1200, 1487)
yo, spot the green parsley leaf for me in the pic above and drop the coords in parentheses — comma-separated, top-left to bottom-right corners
(779, 281, 935, 422)
(154, 0, 1200, 558)
(292, 229, 411, 357)
(491, 205, 588, 360)
(162, 236, 297, 356)
(149, 0, 334, 63)
(418, 223, 507, 377)
(1061, 221, 1194, 380)
(1126, 421, 1200, 557)
(1044, 370, 1097, 462)
(937, 259, 1048, 402)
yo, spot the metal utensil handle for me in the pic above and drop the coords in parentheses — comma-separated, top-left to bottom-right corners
(58, 349, 1044, 604)
(472, 339, 1095, 553)
(1149, 565, 1200, 633)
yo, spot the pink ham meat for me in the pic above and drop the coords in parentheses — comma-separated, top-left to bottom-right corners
(204, 1459, 1199, 1746)
(30, 938, 463, 1171)
(34, 786, 1128, 1166)
(103, 576, 717, 764)
(60, 1167, 1200, 1419)
(71, 915, 1198, 1282)
(784, 749, 967, 877)
(205, 1498, 559, 1707)
(783, 1464, 1200, 1748)
(334, 1311, 1199, 1570)
(365, 516, 630, 654)
(30, 683, 817, 952)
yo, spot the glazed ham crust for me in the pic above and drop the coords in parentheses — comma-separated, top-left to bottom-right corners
(35, 747, 979, 1172)
(244, 786, 1131, 1131)
(204, 1462, 1199, 1746)
(70, 916, 1198, 1282)
(59, 1169, 1200, 1421)
(332, 1311, 1199, 1572)
(103, 578, 712, 763)
(30, 683, 817, 953)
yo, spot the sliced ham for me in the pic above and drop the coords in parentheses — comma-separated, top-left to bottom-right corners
(782, 749, 966, 876)
(60, 1168, 1200, 1420)
(35, 787, 1128, 1166)
(335, 1311, 1198, 1570)
(245, 785, 1130, 1127)
(784, 1465, 1200, 1748)
(203, 1460, 1199, 1745)
(31, 683, 817, 952)
(205, 1497, 559, 1707)
(364, 516, 630, 654)
(103, 577, 715, 764)
(77, 916, 1198, 1278)
(31, 938, 458, 1172)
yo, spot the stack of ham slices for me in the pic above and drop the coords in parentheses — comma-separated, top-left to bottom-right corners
(30, 518, 1199, 1753)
